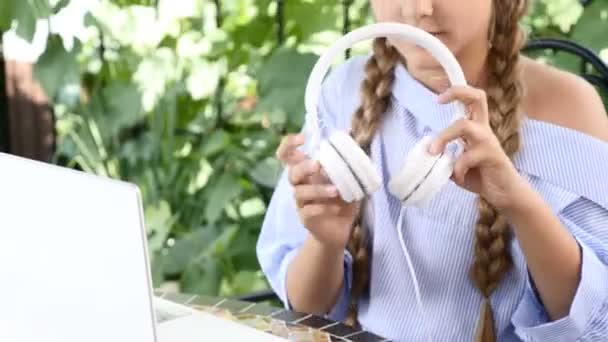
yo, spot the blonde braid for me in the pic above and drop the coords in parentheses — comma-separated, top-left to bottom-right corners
(471, 1, 529, 341)
(345, 37, 400, 327)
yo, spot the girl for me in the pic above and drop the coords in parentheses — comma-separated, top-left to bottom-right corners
(257, 1, 608, 341)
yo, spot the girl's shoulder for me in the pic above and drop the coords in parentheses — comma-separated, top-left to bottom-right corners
(515, 57, 608, 210)
(520, 56, 608, 142)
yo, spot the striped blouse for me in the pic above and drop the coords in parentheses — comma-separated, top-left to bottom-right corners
(256, 55, 608, 341)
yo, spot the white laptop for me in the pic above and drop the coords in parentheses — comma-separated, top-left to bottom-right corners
(0, 152, 285, 342)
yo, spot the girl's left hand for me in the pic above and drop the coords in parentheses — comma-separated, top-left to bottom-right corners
(428, 85, 529, 210)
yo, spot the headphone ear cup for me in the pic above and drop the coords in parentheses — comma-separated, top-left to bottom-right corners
(318, 139, 364, 203)
(388, 136, 440, 202)
(403, 153, 454, 207)
(328, 131, 381, 195)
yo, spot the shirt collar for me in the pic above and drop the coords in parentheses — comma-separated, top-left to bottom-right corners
(391, 62, 461, 134)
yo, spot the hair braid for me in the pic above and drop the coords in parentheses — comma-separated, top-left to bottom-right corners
(345, 37, 400, 327)
(470, 1, 529, 341)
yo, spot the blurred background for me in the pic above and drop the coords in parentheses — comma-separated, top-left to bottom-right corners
(0, 0, 606, 301)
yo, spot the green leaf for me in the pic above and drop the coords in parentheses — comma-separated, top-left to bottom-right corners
(171, 226, 236, 296)
(13, 1, 39, 42)
(220, 0, 258, 30)
(239, 197, 266, 218)
(163, 228, 216, 275)
(186, 158, 213, 194)
(542, 0, 583, 32)
(180, 258, 221, 295)
(284, 0, 338, 42)
(570, 1, 608, 53)
(227, 229, 260, 270)
(186, 59, 223, 100)
(200, 130, 231, 157)
(229, 10, 273, 49)
(204, 173, 242, 223)
(256, 48, 318, 128)
(33, 36, 79, 99)
(249, 157, 282, 188)
(208, 225, 239, 257)
(0, 0, 14, 31)
(52, 0, 71, 13)
(92, 3, 173, 54)
(133, 47, 178, 112)
(176, 31, 211, 59)
(157, 0, 204, 21)
(221, 270, 268, 297)
(119, 131, 157, 167)
(145, 200, 174, 253)
(150, 251, 165, 287)
(100, 81, 145, 137)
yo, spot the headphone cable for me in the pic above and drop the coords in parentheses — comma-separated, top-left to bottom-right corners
(397, 208, 434, 342)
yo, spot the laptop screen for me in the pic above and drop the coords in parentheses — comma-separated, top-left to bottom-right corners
(0, 153, 157, 342)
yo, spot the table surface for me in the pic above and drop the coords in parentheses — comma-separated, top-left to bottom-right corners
(155, 290, 390, 342)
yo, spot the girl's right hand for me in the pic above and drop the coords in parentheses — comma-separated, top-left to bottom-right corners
(276, 133, 360, 251)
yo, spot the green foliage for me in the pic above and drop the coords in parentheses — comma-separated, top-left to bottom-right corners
(47, 0, 306, 297)
(6, 0, 608, 298)
(0, 0, 63, 41)
(34, 36, 80, 100)
(256, 48, 318, 128)
(524, 0, 608, 107)
(571, 1, 608, 54)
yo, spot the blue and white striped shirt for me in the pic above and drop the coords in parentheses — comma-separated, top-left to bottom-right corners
(256, 55, 608, 341)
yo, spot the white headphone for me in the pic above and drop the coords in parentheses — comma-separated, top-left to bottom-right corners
(303, 22, 468, 207)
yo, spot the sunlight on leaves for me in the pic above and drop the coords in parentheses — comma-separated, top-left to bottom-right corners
(187, 158, 213, 195)
(133, 47, 179, 111)
(176, 31, 212, 59)
(157, 0, 203, 22)
(239, 197, 266, 218)
(145, 200, 174, 254)
(92, 2, 179, 54)
(186, 59, 225, 100)
(541, 0, 583, 32)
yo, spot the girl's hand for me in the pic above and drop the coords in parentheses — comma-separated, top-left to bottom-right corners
(276, 134, 360, 250)
(428, 86, 529, 210)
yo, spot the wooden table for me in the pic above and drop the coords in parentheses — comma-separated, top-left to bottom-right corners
(155, 291, 390, 342)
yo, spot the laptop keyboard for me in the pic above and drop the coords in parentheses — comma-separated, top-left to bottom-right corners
(155, 308, 188, 323)
(153, 296, 194, 323)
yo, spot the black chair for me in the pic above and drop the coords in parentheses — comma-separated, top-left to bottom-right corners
(522, 0, 606, 98)
(236, 289, 279, 302)
(523, 38, 608, 97)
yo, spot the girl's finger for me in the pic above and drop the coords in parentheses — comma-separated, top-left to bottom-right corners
(276, 133, 306, 165)
(294, 184, 339, 207)
(300, 203, 342, 220)
(437, 86, 489, 124)
(308, 167, 331, 185)
(288, 159, 321, 185)
(452, 148, 487, 185)
(429, 119, 485, 155)
(284, 149, 308, 166)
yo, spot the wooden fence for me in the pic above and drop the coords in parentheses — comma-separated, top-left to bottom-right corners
(1, 57, 55, 162)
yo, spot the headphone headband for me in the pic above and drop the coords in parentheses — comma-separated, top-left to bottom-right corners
(304, 22, 468, 151)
